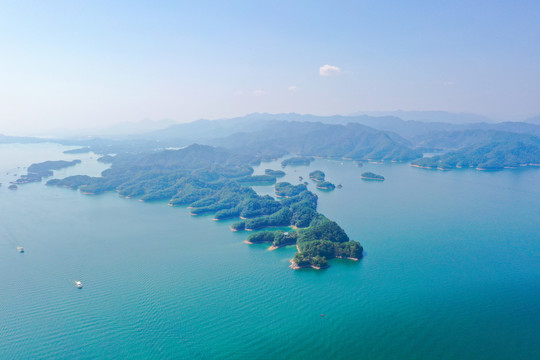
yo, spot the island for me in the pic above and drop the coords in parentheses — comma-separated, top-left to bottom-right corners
(281, 156, 315, 167)
(46, 144, 363, 270)
(361, 172, 385, 181)
(8, 184, 18, 190)
(264, 169, 286, 177)
(316, 181, 336, 190)
(63, 147, 91, 154)
(14, 160, 82, 184)
(309, 170, 325, 182)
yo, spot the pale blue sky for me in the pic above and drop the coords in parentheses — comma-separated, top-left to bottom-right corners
(1, 1, 539, 134)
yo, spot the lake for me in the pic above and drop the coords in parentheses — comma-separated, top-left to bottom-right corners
(1, 144, 539, 359)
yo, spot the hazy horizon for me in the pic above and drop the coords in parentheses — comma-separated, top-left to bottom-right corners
(1, 1, 539, 135)
(0, 109, 537, 138)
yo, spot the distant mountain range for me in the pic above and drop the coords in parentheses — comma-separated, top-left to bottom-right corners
(136, 112, 540, 142)
(350, 110, 493, 124)
(1, 111, 539, 171)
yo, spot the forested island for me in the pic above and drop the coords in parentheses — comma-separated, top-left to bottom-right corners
(361, 172, 385, 181)
(316, 181, 336, 190)
(245, 215, 363, 269)
(63, 147, 91, 154)
(14, 160, 81, 184)
(46, 144, 362, 269)
(308, 170, 335, 189)
(309, 170, 325, 182)
(281, 156, 315, 167)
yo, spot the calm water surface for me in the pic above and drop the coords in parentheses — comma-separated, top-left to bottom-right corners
(1, 144, 539, 359)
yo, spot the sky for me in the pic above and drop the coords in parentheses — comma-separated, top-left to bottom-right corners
(1, 0, 539, 135)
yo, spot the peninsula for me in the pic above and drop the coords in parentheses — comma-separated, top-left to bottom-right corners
(63, 147, 91, 154)
(14, 160, 82, 184)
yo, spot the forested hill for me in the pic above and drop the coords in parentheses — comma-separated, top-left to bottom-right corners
(411, 136, 540, 170)
(411, 130, 540, 150)
(106, 144, 257, 170)
(210, 121, 422, 162)
(107, 114, 540, 168)
(138, 112, 540, 143)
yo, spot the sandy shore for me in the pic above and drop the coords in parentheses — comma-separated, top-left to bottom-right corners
(410, 164, 436, 170)
(288, 259, 324, 270)
(267, 242, 296, 251)
(335, 256, 359, 261)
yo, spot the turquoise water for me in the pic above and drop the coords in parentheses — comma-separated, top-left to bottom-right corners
(1, 144, 539, 359)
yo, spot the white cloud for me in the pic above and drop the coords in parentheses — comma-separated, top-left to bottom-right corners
(319, 64, 341, 77)
(253, 89, 266, 96)
(288, 85, 298, 92)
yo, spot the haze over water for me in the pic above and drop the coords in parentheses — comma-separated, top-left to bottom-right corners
(1, 144, 539, 359)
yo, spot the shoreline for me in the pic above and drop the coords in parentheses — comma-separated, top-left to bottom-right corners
(268, 241, 296, 251)
(410, 164, 436, 170)
(243, 240, 291, 250)
(335, 256, 359, 261)
(413, 163, 540, 171)
(233, 225, 293, 232)
(289, 259, 325, 270)
(360, 176, 384, 181)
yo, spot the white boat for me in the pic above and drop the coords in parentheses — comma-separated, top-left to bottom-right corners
(75, 281, 83, 289)
(17, 246, 24, 253)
